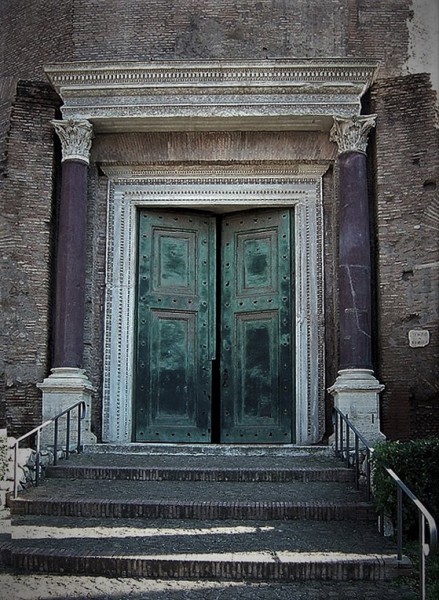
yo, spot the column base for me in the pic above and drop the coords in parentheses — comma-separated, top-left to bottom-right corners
(37, 367, 97, 447)
(328, 369, 386, 445)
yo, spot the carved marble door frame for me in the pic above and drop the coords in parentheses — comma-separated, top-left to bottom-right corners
(101, 163, 328, 444)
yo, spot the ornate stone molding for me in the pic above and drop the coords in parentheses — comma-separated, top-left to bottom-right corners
(52, 119, 94, 164)
(44, 60, 379, 133)
(329, 115, 377, 155)
(101, 164, 327, 444)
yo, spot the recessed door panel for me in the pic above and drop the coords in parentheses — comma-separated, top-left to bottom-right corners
(135, 211, 214, 442)
(221, 210, 294, 443)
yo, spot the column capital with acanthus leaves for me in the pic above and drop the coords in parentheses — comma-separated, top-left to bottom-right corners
(330, 115, 377, 155)
(52, 119, 94, 164)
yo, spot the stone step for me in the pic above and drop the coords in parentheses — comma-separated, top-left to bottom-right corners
(83, 443, 333, 457)
(6, 516, 411, 581)
(10, 478, 375, 521)
(45, 453, 353, 483)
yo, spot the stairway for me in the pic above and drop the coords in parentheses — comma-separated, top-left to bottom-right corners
(4, 445, 411, 583)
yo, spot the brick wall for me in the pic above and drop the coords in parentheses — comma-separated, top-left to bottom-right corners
(0, 0, 73, 163)
(71, 0, 409, 74)
(371, 74, 439, 440)
(0, 82, 60, 436)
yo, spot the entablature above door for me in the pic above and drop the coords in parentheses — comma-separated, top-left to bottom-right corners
(44, 59, 379, 133)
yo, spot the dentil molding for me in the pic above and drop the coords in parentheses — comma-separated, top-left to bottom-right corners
(45, 59, 379, 133)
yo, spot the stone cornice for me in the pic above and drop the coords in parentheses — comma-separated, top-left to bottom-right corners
(44, 60, 379, 133)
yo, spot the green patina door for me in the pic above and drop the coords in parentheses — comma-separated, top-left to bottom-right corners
(220, 210, 294, 442)
(135, 208, 294, 443)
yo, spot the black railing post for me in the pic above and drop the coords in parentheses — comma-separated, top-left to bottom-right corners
(35, 430, 41, 488)
(66, 410, 71, 460)
(420, 513, 426, 600)
(340, 417, 344, 458)
(397, 486, 403, 561)
(366, 448, 372, 501)
(53, 418, 59, 465)
(77, 403, 82, 453)
(354, 434, 360, 490)
(346, 422, 350, 467)
(334, 411, 339, 455)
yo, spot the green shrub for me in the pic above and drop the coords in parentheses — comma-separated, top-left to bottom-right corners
(372, 438, 439, 537)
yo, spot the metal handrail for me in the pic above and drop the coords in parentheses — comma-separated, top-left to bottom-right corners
(10, 400, 86, 498)
(333, 407, 438, 600)
(333, 406, 374, 499)
(386, 468, 438, 600)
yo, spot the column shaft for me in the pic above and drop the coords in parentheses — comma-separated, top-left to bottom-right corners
(53, 159, 88, 368)
(338, 151, 372, 370)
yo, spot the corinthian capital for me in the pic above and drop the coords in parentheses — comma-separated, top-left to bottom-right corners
(330, 115, 377, 155)
(52, 119, 94, 164)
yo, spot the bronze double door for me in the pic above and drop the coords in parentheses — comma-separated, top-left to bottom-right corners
(134, 208, 295, 443)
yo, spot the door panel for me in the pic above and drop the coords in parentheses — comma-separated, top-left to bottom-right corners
(221, 210, 294, 443)
(135, 210, 214, 442)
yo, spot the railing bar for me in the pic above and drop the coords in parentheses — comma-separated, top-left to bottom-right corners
(53, 418, 59, 466)
(397, 486, 403, 561)
(10, 400, 86, 500)
(420, 513, 426, 600)
(354, 434, 359, 491)
(66, 411, 70, 460)
(13, 443, 18, 499)
(340, 417, 344, 459)
(333, 405, 438, 600)
(14, 419, 54, 446)
(366, 448, 371, 501)
(334, 411, 339, 456)
(333, 407, 370, 447)
(35, 430, 41, 488)
(77, 405, 82, 454)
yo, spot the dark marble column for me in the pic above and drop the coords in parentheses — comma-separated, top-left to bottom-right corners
(38, 119, 96, 445)
(52, 120, 93, 368)
(330, 115, 376, 371)
(328, 115, 385, 442)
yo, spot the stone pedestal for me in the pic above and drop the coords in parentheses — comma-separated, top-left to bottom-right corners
(328, 369, 385, 444)
(37, 368, 96, 448)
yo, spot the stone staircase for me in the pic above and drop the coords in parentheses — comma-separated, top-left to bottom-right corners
(2, 445, 411, 583)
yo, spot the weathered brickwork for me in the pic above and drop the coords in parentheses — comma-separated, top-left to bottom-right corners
(0, 1, 73, 160)
(71, 0, 409, 74)
(0, 82, 60, 436)
(371, 74, 439, 440)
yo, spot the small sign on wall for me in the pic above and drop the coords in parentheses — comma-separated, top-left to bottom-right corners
(408, 329, 430, 348)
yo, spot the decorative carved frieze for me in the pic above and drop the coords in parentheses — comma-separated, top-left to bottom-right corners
(329, 115, 377, 155)
(44, 60, 379, 133)
(52, 119, 94, 164)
